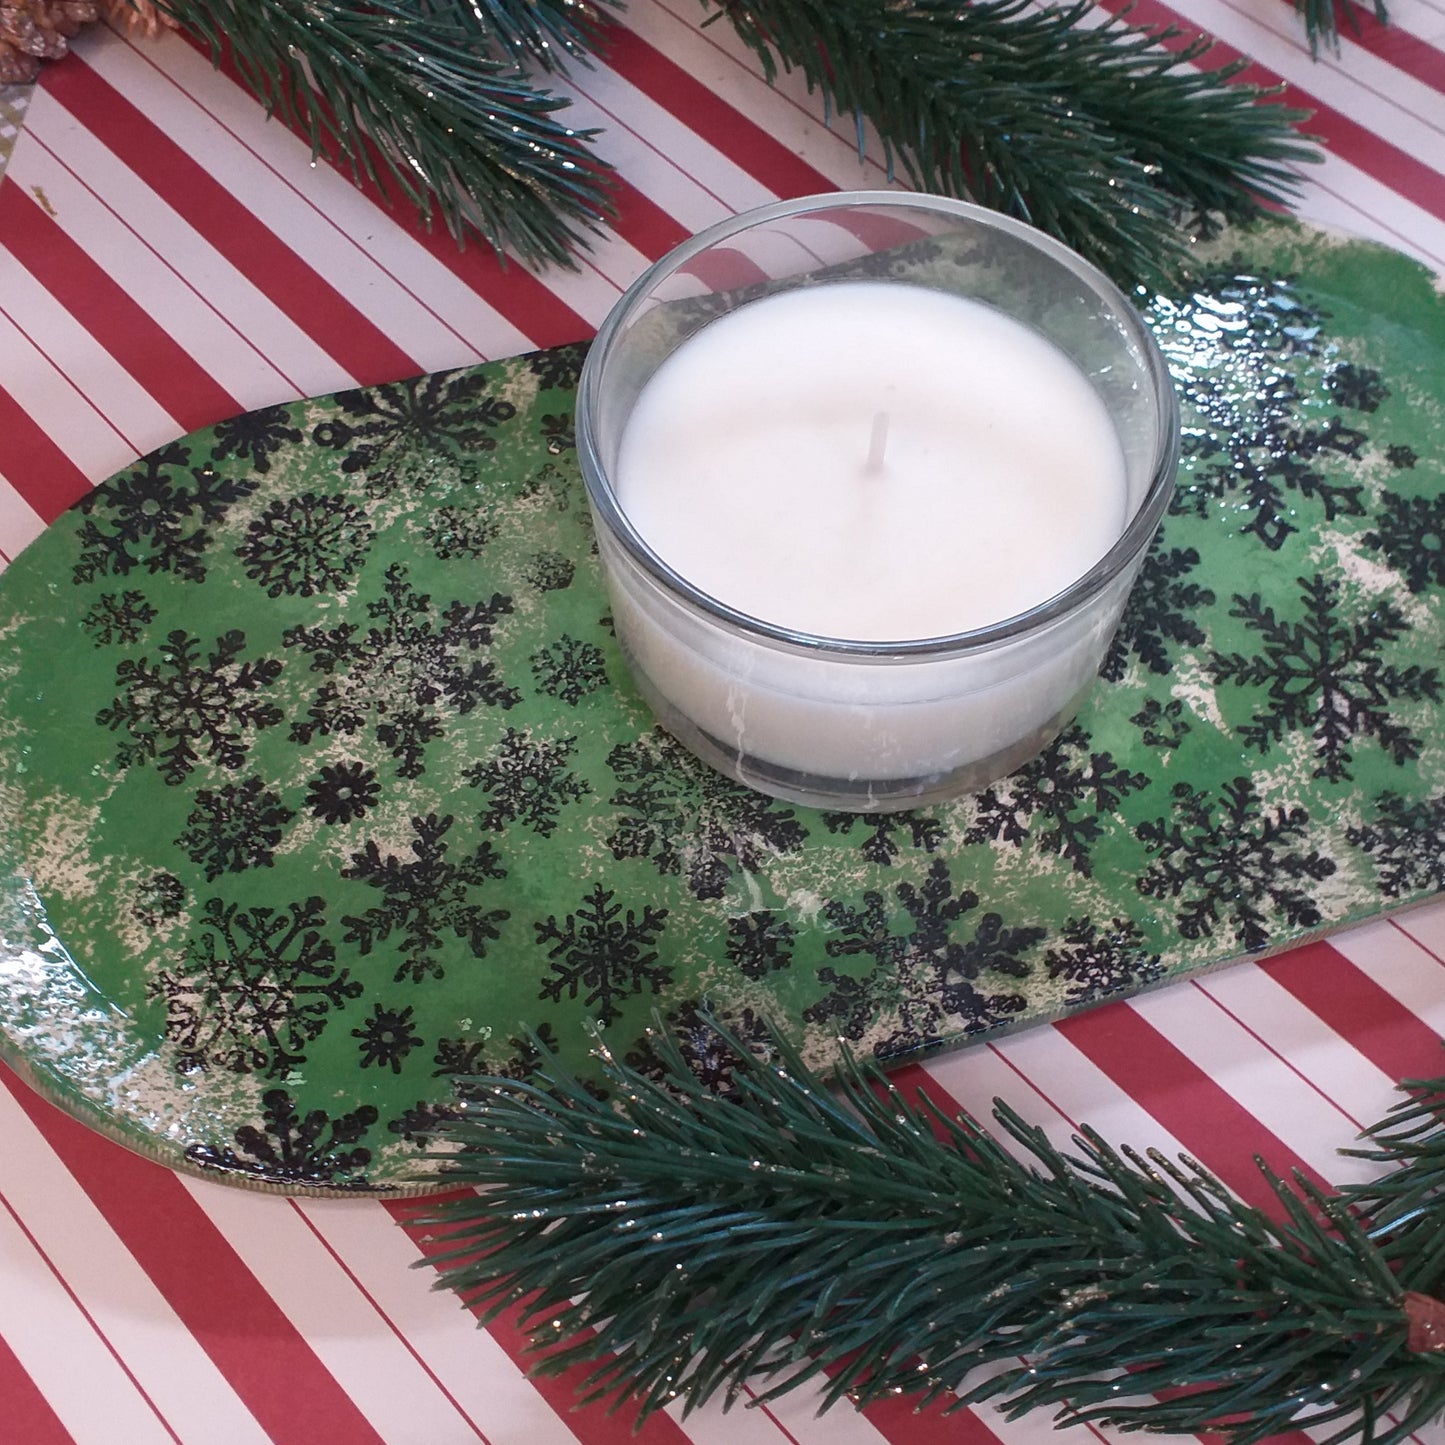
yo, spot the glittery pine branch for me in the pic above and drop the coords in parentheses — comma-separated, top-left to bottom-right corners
(416, 1020, 1445, 1440)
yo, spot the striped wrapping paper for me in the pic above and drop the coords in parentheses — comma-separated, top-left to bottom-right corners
(0, 2, 1444, 1441)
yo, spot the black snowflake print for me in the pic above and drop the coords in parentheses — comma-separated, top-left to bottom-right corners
(96, 628, 284, 785)
(1363, 491, 1445, 595)
(1386, 444, 1419, 469)
(186, 1089, 377, 1191)
(964, 724, 1149, 876)
(464, 728, 589, 838)
(352, 1003, 423, 1074)
(1347, 792, 1445, 898)
(149, 895, 361, 1076)
(822, 809, 945, 866)
(1324, 361, 1388, 413)
(73, 445, 258, 584)
(176, 776, 296, 881)
(305, 760, 380, 825)
(235, 491, 374, 598)
(624, 1000, 777, 1098)
(530, 633, 609, 706)
(527, 342, 587, 391)
(519, 462, 575, 513)
(1044, 916, 1164, 1006)
(535, 882, 671, 1026)
(342, 812, 510, 984)
(131, 871, 185, 927)
(311, 372, 516, 498)
(285, 562, 519, 778)
(1137, 777, 1336, 953)
(539, 413, 576, 455)
(80, 591, 157, 647)
(1101, 544, 1215, 682)
(432, 1036, 487, 1078)
(523, 550, 576, 593)
(423, 503, 499, 560)
(724, 910, 796, 979)
(803, 859, 1040, 1059)
(605, 730, 810, 899)
(1210, 573, 1442, 782)
(1152, 271, 1366, 551)
(210, 403, 303, 473)
(1131, 697, 1191, 752)
(387, 1100, 459, 1145)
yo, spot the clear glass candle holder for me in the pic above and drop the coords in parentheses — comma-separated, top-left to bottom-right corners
(576, 192, 1180, 813)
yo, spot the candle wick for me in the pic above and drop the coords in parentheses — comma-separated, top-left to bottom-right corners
(865, 410, 890, 475)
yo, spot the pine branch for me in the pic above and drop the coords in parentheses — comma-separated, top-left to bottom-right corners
(706, 0, 1321, 289)
(418, 1022, 1445, 1439)
(150, 0, 617, 267)
(1295, 0, 1389, 57)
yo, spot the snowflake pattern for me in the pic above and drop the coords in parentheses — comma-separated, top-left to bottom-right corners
(1137, 777, 1336, 952)
(80, 591, 157, 646)
(352, 1003, 423, 1073)
(1347, 792, 1445, 898)
(803, 860, 1041, 1059)
(186, 1089, 377, 1191)
(210, 404, 303, 473)
(535, 882, 671, 1025)
(285, 562, 519, 778)
(529, 633, 609, 706)
(387, 1100, 459, 1145)
(1211, 573, 1442, 782)
(527, 342, 587, 391)
(1153, 271, 1364, 550)
(522, 550, 575, 593)
(235, 492, 374, 598)
(74, 446, 258, 584)
(964, 725, 1149, 876)
(311, 372, 516, 498)
(1363, 492, 1445, 596)
(465, 728, 589, 838)
(606, 730, 810, 899)
(539, 413, 575, 454)
(423, 503, 500, 560)
(1044, 917, 1164, 1006)
(1131, 697, 1191, 752)
(132, 871, 185, 928)
(1324, 361, 1388, 413)
(342, 813, 509, 983)
(1101, 544, 1215, 681)
(305, 761, 381, 825)
(150, 895, 361, 1076)
(432, 1036, 487, 1078)
(624, 1000, 776, 1098)
(822, 810, 944, 865)
(724, 910, 795, 979)
(96, 629, 284, 785)
(176, 776, 296, 880)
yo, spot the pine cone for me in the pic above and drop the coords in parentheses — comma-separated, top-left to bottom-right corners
(0, 0, 102, 82)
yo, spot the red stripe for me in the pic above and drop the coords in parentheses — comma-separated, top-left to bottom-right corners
(680, 247, 773, 289)
(0, 184, 242, 434)
(0, 1070, 388, 1445)
(185, 39, 594, 354)
(600, 23, 834, 201)
(1092, 0, 1445, 223)
(609, 177, 693, 262)
(389, 1196, 702, 1444)
(1273, 0, 1445, 91)
(1053, 1006, 1324, 1213)
(860, 1389, 1008, 1445)
(38, 56, 421, 388)
(0, 382, 94, 521)
(1262, 939, 1445, 1084)
(0, 1329, 78, 1445)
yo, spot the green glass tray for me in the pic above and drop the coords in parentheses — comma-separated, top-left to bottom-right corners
(1, 219, 1442, 1194)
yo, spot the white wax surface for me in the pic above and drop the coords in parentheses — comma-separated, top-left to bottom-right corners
(615, 282, 1130, 642)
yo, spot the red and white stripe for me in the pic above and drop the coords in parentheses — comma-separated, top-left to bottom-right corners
(1, 2, 1443, 1438)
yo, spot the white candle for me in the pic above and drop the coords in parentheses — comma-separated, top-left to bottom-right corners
(616, 283, 1128, 643)
(578, 193, 1176, 811)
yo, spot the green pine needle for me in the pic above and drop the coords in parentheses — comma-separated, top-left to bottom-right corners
(707, 0, 1321, 289)
(416, 1021, 1445, 1440)
(1295, 0, 1390, 56)
(150, 0, 618, 267)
